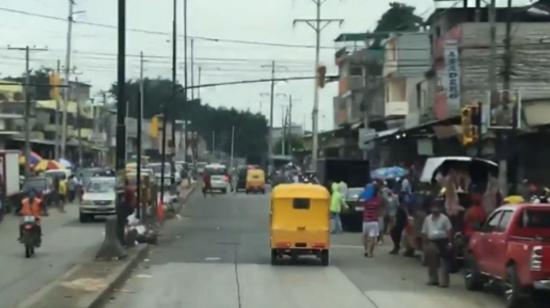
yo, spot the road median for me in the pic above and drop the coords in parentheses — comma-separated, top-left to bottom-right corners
(17, 244, 148, 308)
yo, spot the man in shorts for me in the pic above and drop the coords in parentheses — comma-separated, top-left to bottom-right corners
(362, 185, 381, 258)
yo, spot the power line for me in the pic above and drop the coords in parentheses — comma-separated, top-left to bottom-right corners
(0, 6, 336, 49)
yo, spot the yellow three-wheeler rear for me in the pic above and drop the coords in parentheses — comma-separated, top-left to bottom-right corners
(270, 183, 331, 266)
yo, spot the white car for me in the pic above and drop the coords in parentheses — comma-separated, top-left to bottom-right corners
(79, 177, 116, 222)
(205, 163, 229, 193)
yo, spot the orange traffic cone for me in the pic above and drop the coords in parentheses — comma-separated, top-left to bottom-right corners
(157, 194, 165, 222)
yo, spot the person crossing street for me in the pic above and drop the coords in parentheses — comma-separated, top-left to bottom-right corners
(422, 200, 453, 288)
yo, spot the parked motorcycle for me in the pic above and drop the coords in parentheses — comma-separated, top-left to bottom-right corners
(20, 216, 40, 258)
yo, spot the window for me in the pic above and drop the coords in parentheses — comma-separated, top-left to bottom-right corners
(293, 198, 310, 210)
(349, 66, 362, 76)
(497, 211, 514, 231)
(520, 210, 550, 228)
(484, 211, 503, 231)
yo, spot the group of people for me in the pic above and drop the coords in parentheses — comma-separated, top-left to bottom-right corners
(328, 174, 483, 288)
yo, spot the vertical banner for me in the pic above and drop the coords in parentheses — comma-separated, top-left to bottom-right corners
(444, 40, 461, 115)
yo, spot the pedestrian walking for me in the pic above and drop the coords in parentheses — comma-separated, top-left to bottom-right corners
(202, 172, 212, 197)
(329, 182, 348, 234)
(67, 175, 77, 202)
(362, 184, 381, 257)
(422, 200, 453, 288)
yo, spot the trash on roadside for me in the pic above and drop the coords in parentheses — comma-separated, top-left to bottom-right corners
(61, 278, 107, 292)
(135, 274, 153, 279)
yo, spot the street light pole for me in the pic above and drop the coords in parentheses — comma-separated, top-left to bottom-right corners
(294, 0, 342, 172)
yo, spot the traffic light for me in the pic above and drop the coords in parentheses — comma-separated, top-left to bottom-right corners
(49, 72, 61, 100)
(150, 115, 160, 138)
(317, 65, 326, 88)
(461, 104, 481, 146)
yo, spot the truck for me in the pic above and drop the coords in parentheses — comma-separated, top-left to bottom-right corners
(465, 204, 550, 308)
(316, 159, 370, 231)
(316, 158, 370, 189)
(0, 150, 21, 211)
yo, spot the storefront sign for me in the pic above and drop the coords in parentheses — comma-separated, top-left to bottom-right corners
(444, 40, 461, 114)
(488, 89, 522, 130)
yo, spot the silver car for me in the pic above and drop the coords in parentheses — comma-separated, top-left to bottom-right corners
(79, 177, 116, 222)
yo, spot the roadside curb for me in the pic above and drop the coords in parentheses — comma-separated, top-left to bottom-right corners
(89, 244, 149, 308)
(16, 244, 149, 308)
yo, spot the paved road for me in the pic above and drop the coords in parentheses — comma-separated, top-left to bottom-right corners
(0, 204, 104, 308)
(104, 192, 515, 308)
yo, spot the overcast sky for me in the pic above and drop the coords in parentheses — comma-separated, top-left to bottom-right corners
(0, 0, 530, 131)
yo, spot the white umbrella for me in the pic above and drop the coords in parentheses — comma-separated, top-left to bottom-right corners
(59, 158, 73, 169)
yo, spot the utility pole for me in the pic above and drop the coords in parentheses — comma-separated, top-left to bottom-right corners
(503, 0, 516, 193)
(281, 105, 286, 156)
(8, 46, 47, 177)
(140, 51, 145, 124)
(230, 125, 235, 170)
(212, 131, 215, 159)
(55, 60, 61, 160)
(183, 0, 189, 163)
(62, 0, 75, 159)
(268, 61, 275, 171)
(288, 95, 293, 154)
(190, 38, 194, 100)
(294, 0, 343, 172)
(201, 65, 202, 99)
(76, 76, 83, 167)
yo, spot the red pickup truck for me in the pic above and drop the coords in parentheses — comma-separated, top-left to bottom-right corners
(464, 204, 550, 307)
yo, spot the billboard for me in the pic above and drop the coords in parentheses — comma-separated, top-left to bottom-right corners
(489, 89, 521, 130)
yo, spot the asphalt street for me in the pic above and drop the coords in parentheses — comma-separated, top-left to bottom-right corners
(0, 204, 104, 308)
(104, 191, 513, 308)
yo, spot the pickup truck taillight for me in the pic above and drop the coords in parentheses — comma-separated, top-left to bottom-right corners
(530, 245, 543, 271)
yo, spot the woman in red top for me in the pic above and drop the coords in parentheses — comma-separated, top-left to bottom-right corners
(362, 185, 381, 258)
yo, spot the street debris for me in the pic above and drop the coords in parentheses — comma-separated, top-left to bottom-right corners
(60, 278, 107, 292)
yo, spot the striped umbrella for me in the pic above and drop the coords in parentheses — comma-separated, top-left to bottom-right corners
(19, 152, 43, 166)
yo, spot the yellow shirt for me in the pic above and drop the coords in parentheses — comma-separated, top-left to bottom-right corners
(59, 180, 67, 195)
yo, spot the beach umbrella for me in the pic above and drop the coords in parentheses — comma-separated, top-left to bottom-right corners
(371, 166, 408, 180)
(34, 160, 64, 172)
(59, 158, 73, 169)
(19, 152, 43, 166)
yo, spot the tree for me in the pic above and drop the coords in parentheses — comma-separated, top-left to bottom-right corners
(110, 79, 268, 162)
(369, 2, 424, 48)
(374, 2, 423, 33)
(5, 67, 53, 100)
(273, 135, 305, 155)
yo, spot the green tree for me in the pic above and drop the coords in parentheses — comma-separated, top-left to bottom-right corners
(110, 79, 268, 162)
(273, 135, 305, 155)
(5, 67, 53, 100)
(369, 2, 424, 48)
(374, 2, 423, 33)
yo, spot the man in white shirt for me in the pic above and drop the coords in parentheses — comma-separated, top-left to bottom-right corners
(422, 200, 453, 287)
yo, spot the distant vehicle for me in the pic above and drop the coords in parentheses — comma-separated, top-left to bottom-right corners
(78, 167, 104, 186)
(11, 177, 54, 210)
(316, 159, 370, 189)
(205, 163, 229, 193)
(341, 187, 364, 232)
(196, 162, 207, 175)
(79, 177, 116, 222)
(246, 168, 266, 194)
(465, 204, 550, 307)
(236, 167, 248, 191)
(44, 169, 70, 181)
(147, 162, 181, 185)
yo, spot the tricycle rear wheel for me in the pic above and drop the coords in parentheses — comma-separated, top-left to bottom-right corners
(271, 249, 279, 265)
(321, 250, 329, 266)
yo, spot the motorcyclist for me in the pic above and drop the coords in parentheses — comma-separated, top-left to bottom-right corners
(19, 190, 42, 244)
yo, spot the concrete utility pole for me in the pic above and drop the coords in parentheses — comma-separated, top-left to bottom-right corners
(281, 105, 287, 156)
(294, 0, 343, 172)
(140, 51, 145, 123)
(261, 61, 287, 172)
(197, 66, 202, 100)
(503, 0, 515, 193)
(230, 125, 235, 170)
(190, 38, 195, 100)
(8, 46, 47, 177)
(55, 60, 61, 160)
(288, 94, 293, 153)
(183, 0, 189, 163)
(62, 0, 75, 159)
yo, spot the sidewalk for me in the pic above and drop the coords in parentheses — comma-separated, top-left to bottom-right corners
(0, 203, 105, 308)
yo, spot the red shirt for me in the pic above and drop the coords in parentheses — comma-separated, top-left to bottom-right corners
(363, 196, 380, 222)
(464, 205, 487, 237)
